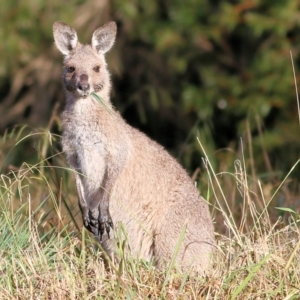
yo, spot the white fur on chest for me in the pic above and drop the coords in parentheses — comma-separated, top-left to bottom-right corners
(62, 105, 108, 198)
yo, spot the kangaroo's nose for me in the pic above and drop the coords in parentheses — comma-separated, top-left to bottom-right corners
(77, 74, 90, 92)
(77, 82, 90, 92)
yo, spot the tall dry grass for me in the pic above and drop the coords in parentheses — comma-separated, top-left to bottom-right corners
(0, 122, 299, 299)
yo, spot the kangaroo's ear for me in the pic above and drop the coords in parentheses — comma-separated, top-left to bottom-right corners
(91, 22, 117, 54)
(53, 21, 78, 56)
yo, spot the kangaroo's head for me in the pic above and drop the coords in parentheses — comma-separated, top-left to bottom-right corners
(53, 21, 116, 101)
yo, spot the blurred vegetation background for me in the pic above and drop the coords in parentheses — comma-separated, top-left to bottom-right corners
(1, 0, 300, 223)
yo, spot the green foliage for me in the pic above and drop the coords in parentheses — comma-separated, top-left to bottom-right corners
(112, 0, 300, 179)
(1, 0, 300, 180)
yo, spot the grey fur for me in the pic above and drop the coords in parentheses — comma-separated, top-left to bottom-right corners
(53, 21, 215, 273)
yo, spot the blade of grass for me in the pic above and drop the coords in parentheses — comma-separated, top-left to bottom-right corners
(290, 51, 300, 128)
(231, 253, 271, 300)
(197, 137, 240, 244)
(91, 92, 114, 115)
(161, 225, 186, 296)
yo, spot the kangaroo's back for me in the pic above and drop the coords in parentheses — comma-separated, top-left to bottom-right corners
(53, 21, 215, 274)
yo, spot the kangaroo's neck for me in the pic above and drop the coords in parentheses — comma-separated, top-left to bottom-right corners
(63, 93, 119, 127)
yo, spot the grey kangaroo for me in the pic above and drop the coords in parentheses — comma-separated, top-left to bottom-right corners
(53, 21, 215, 273)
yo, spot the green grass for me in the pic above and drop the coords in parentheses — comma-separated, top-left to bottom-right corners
(0, 128, 300, 299)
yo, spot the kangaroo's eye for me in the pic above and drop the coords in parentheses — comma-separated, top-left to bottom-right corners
(93, 65, 100, 73)
(67, 66, 75, 73)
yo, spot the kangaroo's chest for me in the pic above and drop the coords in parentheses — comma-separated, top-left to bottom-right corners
(63, 118, 105, 156)
(61, 107, 128, 196)
(62, 117, 108, 189)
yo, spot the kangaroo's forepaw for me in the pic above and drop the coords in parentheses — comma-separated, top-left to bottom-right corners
(83, 213, 99, 236)
(99, 213, 114, 241)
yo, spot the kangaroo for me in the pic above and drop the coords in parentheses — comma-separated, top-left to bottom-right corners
(53, 21, 215, 273)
